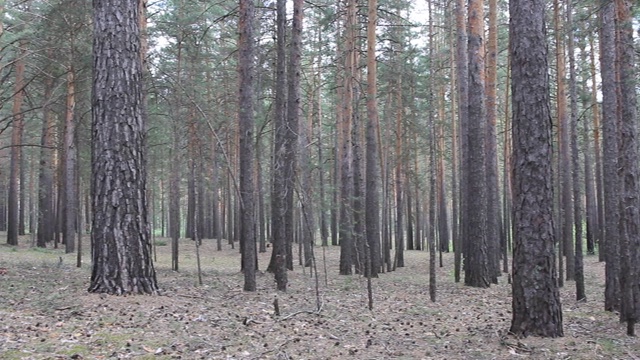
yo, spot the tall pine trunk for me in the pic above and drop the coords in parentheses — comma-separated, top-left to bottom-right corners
(7, 42, 26, 246)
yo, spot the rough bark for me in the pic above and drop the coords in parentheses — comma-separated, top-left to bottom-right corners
(589, 33, 604, 261)
(283, 0, 302, 271)
(485, 0, 500, 282)
(338, 0, 356, 275)
(509, 0, 563, 337)
(238, 0, 256, 291)
(566, 0, 584, 301)
(7, 42, 26, 246)
(267, 0, 288, 290)
(394, 76, 404, 269)
(464, 0, 489, 288)
(37, 75, 56, 248)
(64, 68, 77, 254)
(615, 0, 639, 336)
(365, 0, 380, 277)
(89, 0, 158, 295)
(554, 0, 574, 282)
(455, 0, 468, 283)
(600, 0, 620, 313)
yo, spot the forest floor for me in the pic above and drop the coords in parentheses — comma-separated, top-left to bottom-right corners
(1, 236, 639, 360)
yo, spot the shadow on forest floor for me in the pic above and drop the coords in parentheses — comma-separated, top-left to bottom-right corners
(0, 235, 638, 359)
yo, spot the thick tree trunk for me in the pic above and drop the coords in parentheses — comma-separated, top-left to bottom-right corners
(89, 0, 158, 295)
(615, 0, 639, 336)
(509, 0, 563, 337)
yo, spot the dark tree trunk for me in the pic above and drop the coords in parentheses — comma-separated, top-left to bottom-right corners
(37, 75, 56, 248)
(284, 0, 302, 272)
(89, 0, 158, 295)
(352, 100, 365, 274)
(186, 152, 196, 240)
(589, 33, 604, 262)
(615, 0, 639, 336)
(406, 186, 413, 251)
(485, 0, 500, 283)
(169, 147, 181, 271)
(238, 0, 256, 291)
(454, 0, 468, 283)
(300, 90, 314, 268)
(600, 0, 620, 313)
(338, 0, 356, 275)
(211, 146, 221, 249)
(267, 0, 288, 290)
(464, 0, 489, 288)
(394, 77, 404, 269)
(365, 0, 380, 276)
(509, 0, 563, 337)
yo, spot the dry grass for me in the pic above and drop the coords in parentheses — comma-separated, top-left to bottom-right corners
(0, 235, 638, 359)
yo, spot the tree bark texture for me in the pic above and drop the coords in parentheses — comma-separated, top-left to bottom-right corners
(455, 0, 469, 282)
(485, 0, 500, 283)
(37, 75, 56, 248)
(287, 0, 303, 270)
(600, 0, 620, 313)
(566, 0, 584, 302)
(7, 42, 26, 246)
(267, 0, 288, 290)
(614, 0, 639, 336)
(64, 68, 77, 254)
(238, 0, 256, 291)
(365, 0, 380, 275)
(509, 0, 563, 337)
(89, 0, 158, 295)
(464, 0, 489, 288)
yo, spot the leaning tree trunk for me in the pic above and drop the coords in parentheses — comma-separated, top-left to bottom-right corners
(89, 0, 158, 295)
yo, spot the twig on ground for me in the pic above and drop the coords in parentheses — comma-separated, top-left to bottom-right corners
(279, 309, 322, 321)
